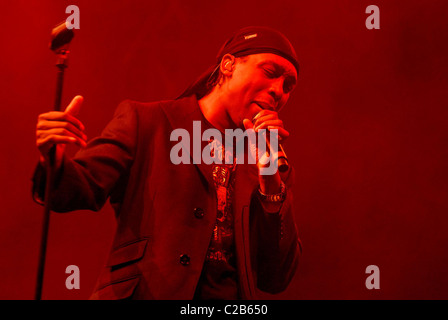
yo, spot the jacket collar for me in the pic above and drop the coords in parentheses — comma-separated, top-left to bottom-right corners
(160, 95, 216, 188)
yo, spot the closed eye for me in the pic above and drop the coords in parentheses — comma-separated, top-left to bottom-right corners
(263, 68, 277, 78)
(264, 69, 296, 94)
(259, 61, 297, 94)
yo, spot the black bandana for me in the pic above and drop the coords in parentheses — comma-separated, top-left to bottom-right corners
(178, 26, 300, 99)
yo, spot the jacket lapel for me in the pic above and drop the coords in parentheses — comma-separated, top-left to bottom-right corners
(160, 96, 215, 190)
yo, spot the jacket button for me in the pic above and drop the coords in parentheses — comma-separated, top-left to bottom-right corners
(193, 207, 204, 219)
(180, 254, 190, 266)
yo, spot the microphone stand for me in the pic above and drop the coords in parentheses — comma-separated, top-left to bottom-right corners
(35, 23, 73, 300)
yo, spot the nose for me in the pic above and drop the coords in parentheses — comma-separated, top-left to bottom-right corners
(268, 78, 284, 102)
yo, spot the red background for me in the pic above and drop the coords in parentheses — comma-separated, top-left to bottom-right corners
(0, 0, 447, 299)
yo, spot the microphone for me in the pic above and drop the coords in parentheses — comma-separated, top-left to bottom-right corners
(263, 132, 289, 173)
(252, 113, 289, 173)
(49, 21, 74, 51)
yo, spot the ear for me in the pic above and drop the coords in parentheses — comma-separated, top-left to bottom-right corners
(220, 54, 236, 76)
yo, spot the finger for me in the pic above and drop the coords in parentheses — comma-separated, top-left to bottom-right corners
(41, 134, 87, 149)
(243, 118, 254, 130)
(37, 120, 87, 140)
(254, 119, 284, 131)
(253, 114, 280, 128)
(38, 111, 85, 131)
(253, 109, 276, 121)
(267, 126, 290, 141)
(37, 128, 87, 143)
(38, 111, 67, 121)
(37, 129, 87, 148)
(37, 135, 86, 152)
(37, 135, 74, 149)
(256, 127, 289, 143)
(65, 95, 84, 116)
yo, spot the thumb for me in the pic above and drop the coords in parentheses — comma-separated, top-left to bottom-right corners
(243, 118, 254, 130)
(64, 95, 84, 116)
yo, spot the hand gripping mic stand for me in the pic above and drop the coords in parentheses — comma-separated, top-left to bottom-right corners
(35, 22, 74, 300)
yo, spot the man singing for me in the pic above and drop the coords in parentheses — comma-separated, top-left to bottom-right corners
(33, 26, 302, 300)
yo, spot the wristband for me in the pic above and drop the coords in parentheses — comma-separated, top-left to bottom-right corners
(258, 181, 286, 202)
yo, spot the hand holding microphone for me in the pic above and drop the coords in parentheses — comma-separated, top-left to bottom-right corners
(243, 109, 290, 173)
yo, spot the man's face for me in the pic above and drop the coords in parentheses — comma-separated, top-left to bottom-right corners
(222, 53, 297, 128)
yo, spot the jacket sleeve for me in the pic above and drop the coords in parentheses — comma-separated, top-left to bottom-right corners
(31, 100, 138, 212)
(251, 166, 302, 294)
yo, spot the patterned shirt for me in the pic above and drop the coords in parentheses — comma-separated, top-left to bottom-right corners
(194, 120, 240, 300)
